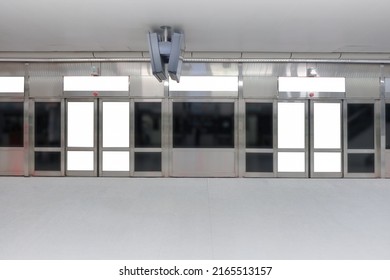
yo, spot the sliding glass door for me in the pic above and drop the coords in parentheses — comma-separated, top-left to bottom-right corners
(66, 100, 97, 176)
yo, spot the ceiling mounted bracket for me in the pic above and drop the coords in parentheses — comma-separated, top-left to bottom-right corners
(147, 26, 185, 82)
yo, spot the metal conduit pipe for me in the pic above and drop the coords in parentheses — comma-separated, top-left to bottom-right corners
(0, 57, 389, 64)
(0, 58, 151, 63)
(184, 58, 390, 64)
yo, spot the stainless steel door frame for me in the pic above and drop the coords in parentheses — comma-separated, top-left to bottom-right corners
(384, 100, 390, 177)
(162, 96, 169, 177)
(343, 99, 380, 178)
(243, 99, 276, 178)
(29, 98, 65, 176)
(65, 99, 98, 177)
(169, 98, 238, 177)
(0, 98, 26, 176)
(99, 99, 131, 177)
(276, 100, 309, 178)
(310, 100, 343, 178)
(132, 98, 163, 177)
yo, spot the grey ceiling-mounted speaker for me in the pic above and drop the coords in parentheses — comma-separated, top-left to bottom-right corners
(147, 32, 166, 82)
(168, 32, 185, 82)
(147, 26, 185, 82)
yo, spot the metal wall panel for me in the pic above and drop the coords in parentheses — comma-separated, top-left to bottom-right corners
(243, 77, 277, 98)
(241, 53, 291, 59)
(29, 63, 92, 76)
(242, 63, 382, 78)
(243, 63, 280, 77)
(291, 53, 341, 59)
(381, 65, 390, 78)
(346, 78, 380, 98)
(242, 63, 307, 77)
(385, 151, 390, 177)
(314, 64, 381, 78)
(29, 76, 62, 97)
(181, 63, 239, 76)
(0, 52, 95, 59)
(32, 63, 133, 78)
(93, 52, 143, 58)
(384, 78, 390, 97)
(100, 62, 151, 76)
(340, 53, 390, 60)
(191, 52, 242, 59)
(171, 149, 235, 177)
(28, 64, 71, 98)
(0, 63, 25, 76)
(130, 76, 164, 97)
(0, 149, 24, 175)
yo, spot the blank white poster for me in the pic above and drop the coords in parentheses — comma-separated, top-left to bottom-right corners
(278, 152, 305, 172)
(102, 102, 129, 148)
(278, 102, 305, 149)
(67, 102, 94, 148)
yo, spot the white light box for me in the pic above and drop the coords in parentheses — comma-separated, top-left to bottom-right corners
(278, 77, 345, 92)
(64, 76, 129, 91)
(169, 76, 238, 91)
(0, 77, 24, 93)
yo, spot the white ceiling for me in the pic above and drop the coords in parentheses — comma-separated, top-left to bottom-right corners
(0, 0, 389, 53)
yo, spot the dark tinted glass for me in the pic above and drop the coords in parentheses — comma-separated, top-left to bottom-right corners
(173, 102, 234, 148)
(134, 152, 161, 172)
(386, 104, 390, 149)
(35, 152, 61, 171)
(347, 104, 374, 149)
(246, 153, 273, 172)
(246, 103, 273, 148)
(348, 153, 375, 173)
(135, 102, 161, 148)
(35, 102, 61, 147)
(0, 102, 24, 147)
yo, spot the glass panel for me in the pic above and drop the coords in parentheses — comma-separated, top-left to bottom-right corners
(173, 102, 234, 148)
(0, 77, 24, 93)
(135, 102, 161, 148)
(67, 102, 94, 148)
(103, 102, 129, 148)
(134, 152, 162, 172)
(246, 103, 273, 149)
(314, 152, 341, 172)
(314, 103, 341, 149)
(347, 103, 374, 149)
(67, 151, 94, 171)
(35, 102, 61, 147)
(348, 153, 375, 173)
(277, 152, 305, 172)
(102, 151, 129, 172)
(169, 76, 238, 91)
(246, 153, 273, 173)
(386, 104, 390, 149)
(35, 152, 61, 171)
(278, 77, 345, 92)
(0, 102, 24, 147)
(278, 102, 305, 149)
(63, 76, 129, 91)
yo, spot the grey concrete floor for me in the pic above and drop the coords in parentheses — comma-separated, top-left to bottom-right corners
(0, 177, 389, 259)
